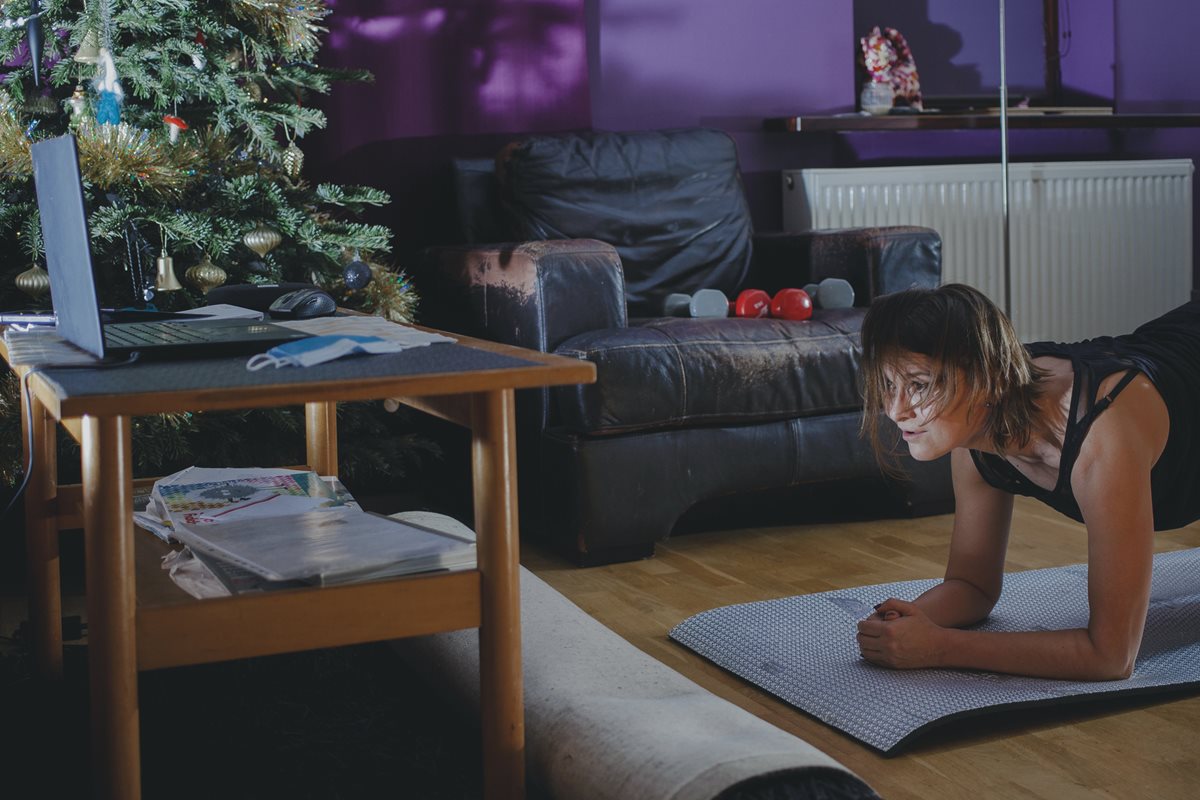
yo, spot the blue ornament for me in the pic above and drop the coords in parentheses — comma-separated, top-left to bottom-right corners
(343, 260, 372, 290)
(96, 91, 121, 124)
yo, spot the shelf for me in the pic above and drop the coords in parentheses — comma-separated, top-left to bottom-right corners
(133, 526, 483, 670)
(765, 113, 1200, 133)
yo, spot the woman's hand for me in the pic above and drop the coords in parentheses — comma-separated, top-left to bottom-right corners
(855, 598, 947, 670)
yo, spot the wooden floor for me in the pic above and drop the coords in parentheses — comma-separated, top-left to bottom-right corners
(523, 495, 1200, 800)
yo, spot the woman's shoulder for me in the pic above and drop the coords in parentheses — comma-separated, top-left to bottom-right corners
(1074, 372, 1170, 479)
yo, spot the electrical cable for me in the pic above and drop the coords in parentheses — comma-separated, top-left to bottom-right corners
(1, 353, 141, 524)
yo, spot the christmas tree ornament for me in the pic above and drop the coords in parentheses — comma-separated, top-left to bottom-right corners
(15, 262, 50, 297)
(74, 28, 101, 63)
(25, 0, 43, 86)
(361, 267, 419, 324)
(93, 48, 124, 125)
(342, 258, 372, 290)
(163, 115, 189, 144)
(185, 254, 227, 293)
(26, 92, 57, 116)
(245, 259, 270, 275)
(243, 224, 282, 257)
(282, 139, 304, 179)
(67, 84, 87, 117)
(154, 253, 182, 291)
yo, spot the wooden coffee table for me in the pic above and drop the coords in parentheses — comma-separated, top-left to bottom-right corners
(1, 325, 594, 799)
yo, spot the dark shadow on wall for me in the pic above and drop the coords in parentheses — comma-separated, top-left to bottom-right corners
(310, 0, 590, 162)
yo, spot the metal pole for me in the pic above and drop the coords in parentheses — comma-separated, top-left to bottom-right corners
(999, 0, 1012, 315)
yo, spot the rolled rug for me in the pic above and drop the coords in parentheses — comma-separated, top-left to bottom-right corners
(388, 512, 878, 800)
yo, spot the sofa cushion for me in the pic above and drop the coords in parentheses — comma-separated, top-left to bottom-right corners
(552, 310, 867, 435)
(497, 128, 754, 317)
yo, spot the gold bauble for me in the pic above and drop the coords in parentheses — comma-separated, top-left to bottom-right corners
(243, 224, 282, 257)
(185, 255, 227, 293)
(282, 141, 304, 179)
(155, 252, 183, 292)
(15, 263, 51, 297)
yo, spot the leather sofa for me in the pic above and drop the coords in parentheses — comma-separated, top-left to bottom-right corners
(418, 128, 952, 565)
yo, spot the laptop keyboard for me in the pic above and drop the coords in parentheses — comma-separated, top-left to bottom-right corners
(104, 321, 212, 347)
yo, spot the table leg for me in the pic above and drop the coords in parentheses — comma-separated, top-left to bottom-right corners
(82, 414, 140, 800)
(471, 389, 525, 800)
(21, 375, 62, 679)
(305, 401, 338, 477)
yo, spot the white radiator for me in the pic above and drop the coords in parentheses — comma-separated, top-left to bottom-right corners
(782, 161, 1194, 343)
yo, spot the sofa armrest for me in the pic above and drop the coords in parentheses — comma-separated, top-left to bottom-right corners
(417, 238, 627, 354)
(748, 227, 942, 303)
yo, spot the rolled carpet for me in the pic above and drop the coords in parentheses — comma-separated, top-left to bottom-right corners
(388, 512, 876, 800)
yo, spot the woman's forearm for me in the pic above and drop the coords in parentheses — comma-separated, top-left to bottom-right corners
(913, 578, 998, 628)
(935, 626, 1136, 681)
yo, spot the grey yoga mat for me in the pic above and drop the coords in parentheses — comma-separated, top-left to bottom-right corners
(670, 547, 1200, 754)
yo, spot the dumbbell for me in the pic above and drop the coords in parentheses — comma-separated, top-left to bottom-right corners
(731, 288, 771, 318)
(770, 288, 813, 320)
(801, 277, 855, 309)
(731, 287, 813, 320)
(663, 288, 730, 317)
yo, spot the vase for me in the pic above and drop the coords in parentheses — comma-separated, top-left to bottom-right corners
(860, 81, 894, 116)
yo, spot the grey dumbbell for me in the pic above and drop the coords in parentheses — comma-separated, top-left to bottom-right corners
(662, 288, 730, 317)
(803, 278, 855, 309)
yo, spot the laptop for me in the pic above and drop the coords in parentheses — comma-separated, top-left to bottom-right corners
(30, 134, 312, 360)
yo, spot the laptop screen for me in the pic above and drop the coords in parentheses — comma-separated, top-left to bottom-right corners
(30, 134, 107, 359)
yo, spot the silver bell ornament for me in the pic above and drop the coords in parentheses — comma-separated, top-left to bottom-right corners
(155, 249, 183, 292)
(74, 28, 101, 63)
(243, 224, 282, 258)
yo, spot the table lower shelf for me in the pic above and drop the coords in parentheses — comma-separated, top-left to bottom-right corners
(133, 530, 482, 671)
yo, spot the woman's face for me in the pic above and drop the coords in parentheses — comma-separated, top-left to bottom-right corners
(881, 354, 987, 460)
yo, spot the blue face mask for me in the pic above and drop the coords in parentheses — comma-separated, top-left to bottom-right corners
(246, 335, 408, 370)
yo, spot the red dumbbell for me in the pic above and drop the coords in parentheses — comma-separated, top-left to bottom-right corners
(731, 288, 771, 318)
(770, 288, 813, 321)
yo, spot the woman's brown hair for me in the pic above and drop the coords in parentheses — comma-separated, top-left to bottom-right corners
(859, 283, 1050, 469)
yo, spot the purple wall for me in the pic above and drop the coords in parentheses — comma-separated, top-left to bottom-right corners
(307, 0, 591, 260)
(310, 0, 1200, 293)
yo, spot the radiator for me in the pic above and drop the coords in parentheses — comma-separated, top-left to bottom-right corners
(782, 161, 1194, 343)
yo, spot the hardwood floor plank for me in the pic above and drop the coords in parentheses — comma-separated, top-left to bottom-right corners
(524, 496, 1200, 800)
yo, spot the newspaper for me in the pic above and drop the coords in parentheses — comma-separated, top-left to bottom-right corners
(139, 466, 473, 595)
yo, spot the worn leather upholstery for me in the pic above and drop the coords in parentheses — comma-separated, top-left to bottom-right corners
(554, 312, 865, 435)
(419, 129, 953, 565)
(498, 129, 754, 316)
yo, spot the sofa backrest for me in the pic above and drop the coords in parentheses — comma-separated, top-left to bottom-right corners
(494, 128, 754, 317)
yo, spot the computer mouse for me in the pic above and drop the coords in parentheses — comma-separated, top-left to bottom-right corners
(267, 287, 337, 320)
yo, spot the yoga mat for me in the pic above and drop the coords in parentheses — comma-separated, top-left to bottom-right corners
(386, 514, 878, 800)
(670, 547, 1200, 754)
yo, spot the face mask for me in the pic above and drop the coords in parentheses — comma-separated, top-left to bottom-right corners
(246, 335, 409, 370)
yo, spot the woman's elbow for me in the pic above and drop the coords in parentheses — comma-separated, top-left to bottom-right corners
(1089, 643, 1138, 681)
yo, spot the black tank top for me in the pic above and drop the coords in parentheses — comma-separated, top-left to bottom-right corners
(970, 301, 1200, 531)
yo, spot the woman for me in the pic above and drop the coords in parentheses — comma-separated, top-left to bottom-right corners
(855, 283, 1200, 680)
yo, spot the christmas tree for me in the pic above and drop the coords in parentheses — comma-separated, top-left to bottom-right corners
(0, 1, 432, 493)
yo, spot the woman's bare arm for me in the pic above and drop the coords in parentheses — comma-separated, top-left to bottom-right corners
(909, 447, 1013, 627)
(859, 377, 1167, 680)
